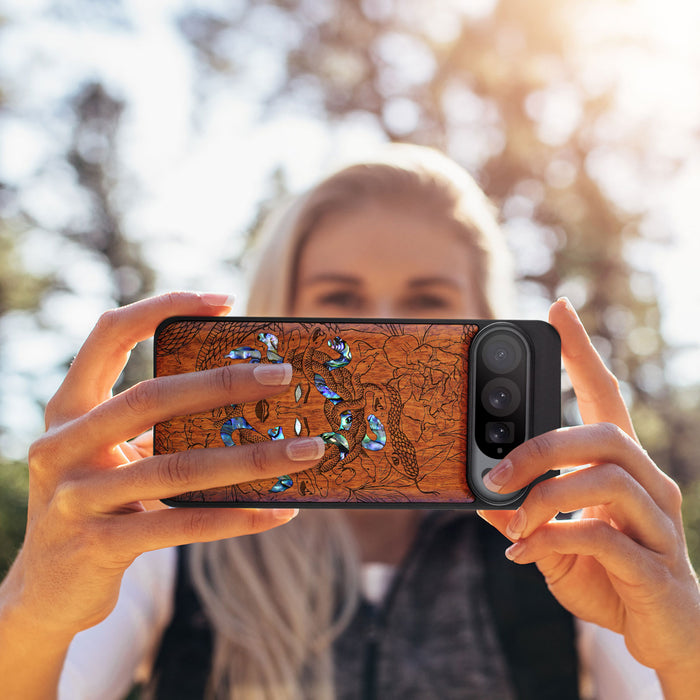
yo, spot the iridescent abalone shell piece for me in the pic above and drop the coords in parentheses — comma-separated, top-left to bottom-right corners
(314, 373, 342, 404)
(339, 411, 352, 430)
(221, 415, 257, 446)
(325, 336, 352, 370)
(226, 347, 262, 362)
(258, 332, 284, 363)
(362, 413, 386, 451)
(321, 432, 350, 459)
(270, 475, 294, 492)
(267, 426, 285, 440)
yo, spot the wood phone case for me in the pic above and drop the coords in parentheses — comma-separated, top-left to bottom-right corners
(153, 317, 560, 508)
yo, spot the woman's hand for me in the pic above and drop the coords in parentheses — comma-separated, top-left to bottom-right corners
(478, 298, 700, 696)
(1, 292, 325, 643)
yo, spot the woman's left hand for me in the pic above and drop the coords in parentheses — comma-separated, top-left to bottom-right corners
(478, 298, 700, 697)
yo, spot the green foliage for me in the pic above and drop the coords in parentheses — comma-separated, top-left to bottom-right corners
(0, 225, 54, 316)
(0, 460, 28, 577)
(682, 478, 700, 572)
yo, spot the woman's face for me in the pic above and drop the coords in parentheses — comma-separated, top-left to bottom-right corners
(293, 202, 484, 318)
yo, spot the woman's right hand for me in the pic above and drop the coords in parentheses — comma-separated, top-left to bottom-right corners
(1, 292, 324, 641)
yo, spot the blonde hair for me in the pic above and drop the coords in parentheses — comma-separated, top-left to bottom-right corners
(188, 144, 514, 699)
(189, 512, 359, 700)
(246, 143, 514, 317)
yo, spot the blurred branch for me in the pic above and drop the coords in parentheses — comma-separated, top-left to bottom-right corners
(60, 81, 156, 390)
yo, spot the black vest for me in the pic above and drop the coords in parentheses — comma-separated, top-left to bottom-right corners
(148, 514, 579, 699)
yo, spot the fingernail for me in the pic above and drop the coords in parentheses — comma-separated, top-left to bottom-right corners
(506, 509, 527, 540)
(273, 508, 299, 521)
(483, 460, 512, 493)
(557, 296, 578, 319)
(199, 293, 236, 309)
(254, 363, 293, 386)
(286, 437, 326, 461)
(505, 541, 527, 561)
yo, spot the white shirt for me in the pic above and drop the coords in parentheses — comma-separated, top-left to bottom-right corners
(59, 548, 176, 700)
(59, 548, 663, 700)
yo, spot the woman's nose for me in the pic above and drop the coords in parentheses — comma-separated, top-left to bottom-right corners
(364, 299, 400, 319)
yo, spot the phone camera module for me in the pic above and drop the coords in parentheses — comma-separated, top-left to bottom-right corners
(482, 334, 522, 374)
(486, 421, 515, 444)
(481, 378, 521, 417)
(471, 324, 531, 464)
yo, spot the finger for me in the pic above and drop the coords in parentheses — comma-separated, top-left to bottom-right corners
(483, 423, 681, 515)
(548, 298, 636, 439)
(476, 509, 516, 539)
(503, 518, 662, 588)
(125, 430, 153, 460)
(504, 464, 676, 554)
(86, 437, 326, 508)
(47, 292, 235, 424)
(71, 362, 293, 454)
(109, 506, 300, 558)
(120, 440, 144, 462)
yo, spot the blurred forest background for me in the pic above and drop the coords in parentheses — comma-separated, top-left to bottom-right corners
(1, 0, 700, 574)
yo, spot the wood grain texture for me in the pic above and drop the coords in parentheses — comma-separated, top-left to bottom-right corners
(154, 319, 479, 505)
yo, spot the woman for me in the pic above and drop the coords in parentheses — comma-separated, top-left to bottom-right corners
(0, 145, 697, 699)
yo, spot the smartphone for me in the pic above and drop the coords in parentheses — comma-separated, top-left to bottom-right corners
(153, 317, 560, 509)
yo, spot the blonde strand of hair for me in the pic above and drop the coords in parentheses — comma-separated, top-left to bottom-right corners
(189, 512, 360, 700)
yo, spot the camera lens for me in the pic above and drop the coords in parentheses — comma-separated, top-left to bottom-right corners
(481, 378, 521, 417)
(486, 421, 514, 444)
(482, 334, 523, 374)
(489, 387, 510, 411)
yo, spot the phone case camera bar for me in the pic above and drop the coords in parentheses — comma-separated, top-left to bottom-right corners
(154, 317, 560, 509)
